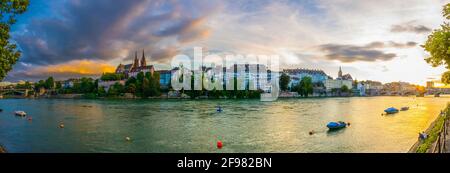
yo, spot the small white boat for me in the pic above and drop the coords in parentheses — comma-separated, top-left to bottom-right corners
(14, 111, 27, 117)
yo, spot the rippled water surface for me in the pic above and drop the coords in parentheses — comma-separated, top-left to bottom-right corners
(0, 97, 449, 153)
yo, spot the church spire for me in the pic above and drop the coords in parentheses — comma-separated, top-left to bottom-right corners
(141, 49, 147, 67)
(338, 66, 343, 78)
(132, 51, 139, 69)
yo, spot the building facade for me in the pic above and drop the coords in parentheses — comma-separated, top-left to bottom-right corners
(283, 68, 330, 88)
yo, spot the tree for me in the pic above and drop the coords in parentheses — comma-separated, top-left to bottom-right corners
(34, 80, 45, 91)
(423, 3, 450, 84)
(100, 73, 124, 81)
(0, 0, 29, 81)
(107, 82, 124, 97)
(341, 85, 349, 93)
(442, 71, 450, 84)
(126, 83, 136, 94)
(142, 77, 151, 97)
(279, 73, 290, 91)
(45, 77, 54, 89)
(79, 77, 95, 93)
(299, 76, 313, 97)
(16, 81, 31, 89)
(98, 86, 106, 97)
(55, 81, 62, 89)
(125, 76, 137, 86)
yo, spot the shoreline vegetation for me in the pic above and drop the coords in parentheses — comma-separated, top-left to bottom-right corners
(0, 145, 6, 153)
(409, 104, 449, 153)
(5, 72, 415, 100)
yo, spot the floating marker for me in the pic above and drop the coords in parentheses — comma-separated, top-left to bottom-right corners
(59, 123, 65, 128)
(217, 141, 223, 149)
(125, 137, 131, 141)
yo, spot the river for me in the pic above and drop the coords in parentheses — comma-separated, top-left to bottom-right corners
(0, 96, 449, 153)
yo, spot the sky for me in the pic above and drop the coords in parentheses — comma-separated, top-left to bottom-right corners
(4, 0, 450, 85)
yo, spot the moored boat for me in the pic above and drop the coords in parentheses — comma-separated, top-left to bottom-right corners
(216, 106, 223, 112)
(384, 107, 399, 114)
(14, 111, 27, 117)
(327, 121, 347, 130)
(401, 107, 409, 111)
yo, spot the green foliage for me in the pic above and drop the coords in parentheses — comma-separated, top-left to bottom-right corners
(107, 82, 124, 97)
(279, 73, 290, 91)
(423, 24, 450, 68)
(45, 77, 54, 89)
(55, 81, 62, 89)
(97, 86, 106, 97)
(16, 81, 31, 89)
(34, 80, 45, 90)
(126, 83, 136, 94)
(1, 0, 29, 81)
(423, 3, 450, 84)
(293, 76, 313, 97)
(100, 73, 125, 81)
(443, 3, 450, 20)
(82, 93, 97, 99)
(442, 71, 450, 84)
(341, 85, 349, 93)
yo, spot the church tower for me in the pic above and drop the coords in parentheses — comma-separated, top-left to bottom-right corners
(141, 49, 147, 67)
(132, 51, 139, 70)
(338, 66, 343, 78)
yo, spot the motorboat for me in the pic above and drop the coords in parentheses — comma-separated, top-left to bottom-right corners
(384, 107, 399, 114)
(14, 111, 27, 117)
(327, 121, 347, 130)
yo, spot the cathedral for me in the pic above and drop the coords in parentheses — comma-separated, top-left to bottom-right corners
(115, 50, 155, 78)
(336, 66, 353, 80)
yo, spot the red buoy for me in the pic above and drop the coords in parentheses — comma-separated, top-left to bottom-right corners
(217, 141, 223, 149)
(28, 117, 32, 121)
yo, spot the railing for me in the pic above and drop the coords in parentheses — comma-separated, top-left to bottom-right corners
(432, 112, 448, 153)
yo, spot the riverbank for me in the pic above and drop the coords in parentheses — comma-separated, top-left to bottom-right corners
(2, 92, 421, 100)
(409, 104, 449, 153)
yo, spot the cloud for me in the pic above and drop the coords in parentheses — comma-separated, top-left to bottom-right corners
(390, 21, 432, 34)
(13, 0, 220, 66)
(319, 43, 397, 63)
(365, 41, 417, 48)
(387, 41, 417, 48)
(6, 60, 116, 81)
(6, 0, 447, 84)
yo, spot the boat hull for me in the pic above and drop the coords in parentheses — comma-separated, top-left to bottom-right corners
(327, 122, 347, 130)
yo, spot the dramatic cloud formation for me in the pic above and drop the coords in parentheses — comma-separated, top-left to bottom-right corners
(13, 0, 220, 66)
(7, 60, 115, 81)
(5, 0, 449, 85)
(390, 21, 432, 34)
(319, 43, 397, 63)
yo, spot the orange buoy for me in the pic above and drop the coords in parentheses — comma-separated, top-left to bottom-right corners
(217, 141, 223, 149)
